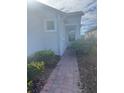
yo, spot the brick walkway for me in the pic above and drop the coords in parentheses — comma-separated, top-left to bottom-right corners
(40, 50, 81, 93)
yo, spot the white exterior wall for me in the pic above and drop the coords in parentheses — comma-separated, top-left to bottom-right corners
(27, 2, 83, 56)
(27, 5, 60, 56)
(56, 15, 67, 55)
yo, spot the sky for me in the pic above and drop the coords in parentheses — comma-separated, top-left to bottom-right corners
(81, 1, 97, 34)
(37, 0, 94, 12)
(35, 0, 97, 35)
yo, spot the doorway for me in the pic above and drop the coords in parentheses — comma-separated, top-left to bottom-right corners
(65, 25, 77, 45)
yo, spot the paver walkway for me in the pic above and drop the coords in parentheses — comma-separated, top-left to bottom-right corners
(40, 50, 81, 93)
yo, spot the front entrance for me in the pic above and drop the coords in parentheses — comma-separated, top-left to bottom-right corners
(65, 25, 77, 45)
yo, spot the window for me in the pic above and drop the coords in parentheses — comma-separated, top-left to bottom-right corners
(45, 20, 56, 32)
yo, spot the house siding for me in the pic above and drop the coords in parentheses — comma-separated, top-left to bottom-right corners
(27, 2, 83, 56)
(57, 15, 67, 55)
(27, 5, 60, 56)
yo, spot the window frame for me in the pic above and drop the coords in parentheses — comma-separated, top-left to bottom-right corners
(45, 19, 57, 32)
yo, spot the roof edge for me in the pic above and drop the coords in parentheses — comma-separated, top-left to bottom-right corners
(67, 11, 84, 16)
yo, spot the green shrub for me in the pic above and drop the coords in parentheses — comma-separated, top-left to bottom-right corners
(27, 50, 60, 93)
(27, 50, 60, 68)
(27, 61, 45, 93)
(27, 50, 55, 63)
(27, 61, 45, 81)
(70, 39, 97, 56)
(70, 39, 90, 55)
(27, 80, 33, 93)
(89, 44, 97, 56)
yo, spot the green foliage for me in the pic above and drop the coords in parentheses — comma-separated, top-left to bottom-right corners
(70, 38, 97, 56)
(27, 61, 45, 93)
(27, 80, 33, 92)
(27, 50, 60, 93)
(89, 43, 97, 56)
(70, 39, 90, 55)
(27, 50, 55, 63)
(27, 50, 60, 68)
(27, 61, 45, 81)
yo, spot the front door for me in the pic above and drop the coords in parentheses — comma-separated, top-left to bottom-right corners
(65, 25, 77, 45)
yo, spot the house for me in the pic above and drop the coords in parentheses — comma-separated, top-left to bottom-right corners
(27, 1, 84, 56)
(84, 27, 97, 40)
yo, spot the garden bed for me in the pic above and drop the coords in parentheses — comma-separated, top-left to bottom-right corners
(77, 55, 97, 93)
(27, 50, 60, 93)
(70, 38, 97, 93)
(31, 63, 58, 93)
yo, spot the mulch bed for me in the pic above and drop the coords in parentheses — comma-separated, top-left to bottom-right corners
(29, 54, 61, 93)
(77, 55, 97, 93)
(31, 65, 57, 93)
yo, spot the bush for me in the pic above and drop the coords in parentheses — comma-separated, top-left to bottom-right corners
(89, 43, 97, 56)
(70, 39, 90, 55)
(27, 50, 60, 68)
(27, 80, 33, 93)
(27, 50, 56, 63)
(27, 50, 60, 93)
(70, 39, 97, 56)
(27, 61, 45, 93)
(27, 61, 45, 81)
